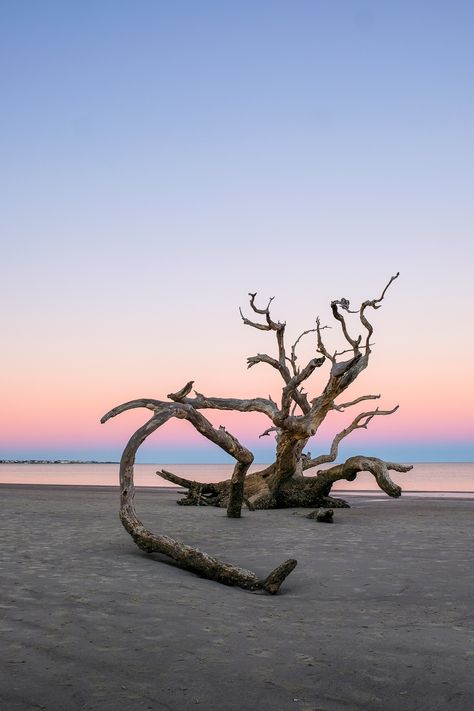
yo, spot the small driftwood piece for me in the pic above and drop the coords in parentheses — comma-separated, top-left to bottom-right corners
(306, 508, 334, 522)
(317, 508, 334, 522)
(101, 406, 297, 593)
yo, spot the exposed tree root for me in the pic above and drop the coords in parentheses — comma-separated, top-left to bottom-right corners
(157, 455, 412, 510)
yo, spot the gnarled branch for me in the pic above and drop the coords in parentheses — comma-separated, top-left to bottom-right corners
(102, 404, 297, 593)
(304, 405, 399, 470)
(240, 292, 288, 374)
(101, 398, 162, 423)
(311, 455, 413, 498)
(288, 328, 318, 376)
(168, 380, 194, 400)
(316, 318, 334, 362)
(331, 394, 381, 412)
(247, 352, 284, 373)
(168, 385, 278, 420)
(330, 300, 361, 353)
(281, 356, 326, 417)
(359, 272, 400, 353)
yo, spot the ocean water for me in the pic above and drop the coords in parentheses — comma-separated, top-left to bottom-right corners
(0, 462, 473, 495)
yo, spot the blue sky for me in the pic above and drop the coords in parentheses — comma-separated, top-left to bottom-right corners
(1, 1, 473, 462)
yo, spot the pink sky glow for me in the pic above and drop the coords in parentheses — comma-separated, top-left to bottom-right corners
(1, 4, 473, 463)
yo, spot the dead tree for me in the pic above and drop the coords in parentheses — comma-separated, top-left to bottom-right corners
(102, 273, 411, 592)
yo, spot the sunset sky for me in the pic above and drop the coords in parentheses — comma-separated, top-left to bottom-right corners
(1, 1, 473, 463)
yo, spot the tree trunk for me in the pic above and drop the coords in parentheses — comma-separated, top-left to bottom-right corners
(158, 455, 412, 510)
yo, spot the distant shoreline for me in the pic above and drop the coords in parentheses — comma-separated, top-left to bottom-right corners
(0, 459, 119, 465)
(0, 459, 474, 468)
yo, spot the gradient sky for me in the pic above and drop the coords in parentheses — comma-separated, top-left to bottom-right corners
(1, 1, 473, 463)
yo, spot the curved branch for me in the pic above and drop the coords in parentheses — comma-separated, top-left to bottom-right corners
(157, 468, 218, 493)
(310, 455, 413, 498)
(259, 425, 279, 439)
(281, 356, 326, 417)
(101, 398, 163, 423)
(245, 353, 314, 413)
(101, 405, 297, 593)
(360, 272, 400, 353)
(304, 406, 399, 469)
(104, 400, 253, 516)
(288, 328, 318, 375)
(247, 352, 286, 374)
(168, 386, 278, 420)
(239, 292, 282, 332)
(240, 293, 288, 374)
(248, 292, 278, 326)
(239, 308, 273, 332)
(168, 381, 194, 400)
(332, 394, 381, 412)
(316, 318, 334, 362)
(330, 301, 361, 353)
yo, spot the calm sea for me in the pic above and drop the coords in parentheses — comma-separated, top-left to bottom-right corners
(0, 462, 473, 496)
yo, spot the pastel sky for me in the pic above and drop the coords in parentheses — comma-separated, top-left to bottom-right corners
(1, 1, 473, 463)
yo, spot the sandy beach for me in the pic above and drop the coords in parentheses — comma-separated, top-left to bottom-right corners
(1, 484, 473, 711)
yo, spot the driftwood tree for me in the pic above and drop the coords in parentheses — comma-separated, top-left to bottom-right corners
(102, 273, 411, 593)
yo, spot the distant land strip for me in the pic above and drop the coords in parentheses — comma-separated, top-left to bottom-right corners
(0, 459, 118, 464)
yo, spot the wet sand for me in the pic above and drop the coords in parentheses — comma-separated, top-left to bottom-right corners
(1, 484, 473, 711)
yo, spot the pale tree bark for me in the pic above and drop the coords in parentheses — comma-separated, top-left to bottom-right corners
(102, 273, 412, 590)
(154, 273, 412, 507)
(100, 404, 296, 593)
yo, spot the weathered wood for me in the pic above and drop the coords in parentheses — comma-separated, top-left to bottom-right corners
(104, 410, 297, 593)
(305, 508, 334, 522)
(317, 509, 334, 522)
(102, 273, 412, 593)
(102, 401, 253, 518)
(158, 456, 412, 510)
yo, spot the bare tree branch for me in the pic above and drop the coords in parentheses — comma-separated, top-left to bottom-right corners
(291, 388, 307, 415)
(316, 318, 334, 362)
(331, 297, 359, 313)
(101, 398, 163, 423)
(247, 352, 284, 373)
(281, 356, 326, 417)
(288, 328, 318, 375)
(239, 307, 273, 332)
(248, 292, 275, 318)
(328, 353, 364, 378)
(359, 272, 400, 353)
(309, 455, 413, 498)
(158, 468, 218, 493)
(333, 344, 375, 357)
(259, 425, 279, 439)
(330, 300, 362, 353)
(331, 394, 381, 412)
(246, 354, 313, 413)
(240, 293, 288, 372)
(240, 294, 315, 415)
(168, 385, 278, 420)
(303, 406, 399, 470)
(239, 292, 282, 332)
(110, 408, 296, 592)
(168, 380, 194, 400)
